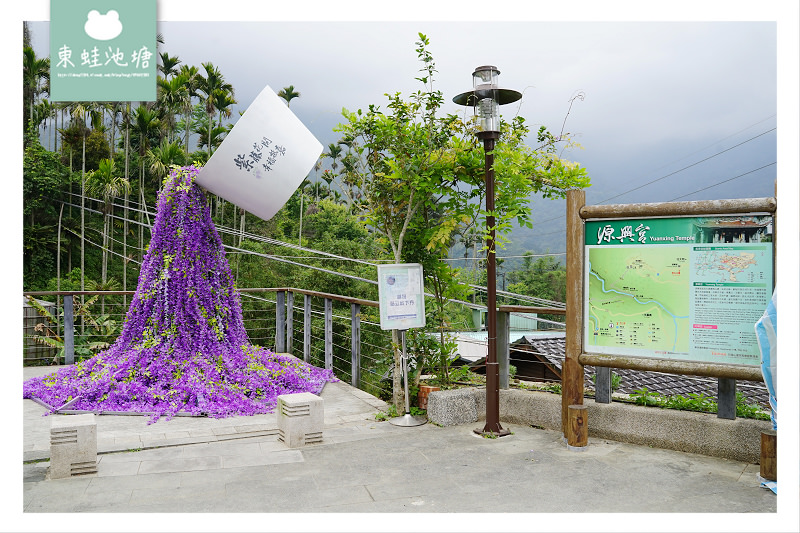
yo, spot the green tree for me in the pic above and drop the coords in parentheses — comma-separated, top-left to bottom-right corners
(131, 105, 161, 257)
(156, 73, 191, 143)
(177, 65, 200, 153)
(334, 33, 590, 408)
(146, 138, 186, 186)
(196, 62, 234, 157)
(158, 51, 181, 79)
(85, 158, 130, 284)
(278, 85, 300, 107)
(506, 253, 567, 320)
(70, 101, 104, 293)
(23, 46, 49, 132)
(23, 131, 71, 289)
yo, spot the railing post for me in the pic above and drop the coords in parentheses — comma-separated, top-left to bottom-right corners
(286, 291, 294, 354)
(595, 366, 612, 403)
(63, 295, 75, 365)
(717, 378, 737, 419)
(324, 298, 333, 371)
(276, 290, 286, 353)
(563, 188, 586, 439)
(303, 294, 311, 363)
(351, 303, 361, 388)
(498, 310, 510, 389)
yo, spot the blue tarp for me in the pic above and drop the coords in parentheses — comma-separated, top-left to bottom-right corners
(755, 289, 777, 430)
(754, 289, 777, 495)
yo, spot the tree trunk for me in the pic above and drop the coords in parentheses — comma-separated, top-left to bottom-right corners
(391, 329, 404, 411)
(124, 104, 130, 305)
(80, 132, 85, 293)
(139, 166, 144, 261)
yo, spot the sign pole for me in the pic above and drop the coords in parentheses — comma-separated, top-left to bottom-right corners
(377, 263, 427, 427)
(389, 329, 427, 426)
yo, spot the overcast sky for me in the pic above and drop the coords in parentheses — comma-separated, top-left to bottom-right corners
(9, 3, 800, 530)
(24, 9, 790, 255)
(27, 19, 779, 206)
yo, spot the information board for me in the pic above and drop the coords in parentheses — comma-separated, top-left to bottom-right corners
(584, 215, 773, 366)
(377, 264, 426, 331)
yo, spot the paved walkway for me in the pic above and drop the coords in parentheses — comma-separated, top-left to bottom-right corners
(21, 365, 779, 522)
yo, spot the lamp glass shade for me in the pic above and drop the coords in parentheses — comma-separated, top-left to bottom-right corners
(473, 66, 500, 89)
(476, 97, 499, 132)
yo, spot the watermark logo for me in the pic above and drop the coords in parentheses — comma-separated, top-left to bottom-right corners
(50, 0, 156, 102)
(84, 10, 124, 41)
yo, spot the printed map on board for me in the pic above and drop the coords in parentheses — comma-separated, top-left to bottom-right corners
(586, 246, 690, 354)
(694, 250, 757, 283)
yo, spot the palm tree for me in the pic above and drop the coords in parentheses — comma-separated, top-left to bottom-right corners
(196, 62, 234, 157)
(158, 51, 181, 79)
(213, 90, 236, 131)
(156, 74, 190, 143)
(23, 46, 49, 131)
(131, 105, 161, 257)
(322, 143, 342, 199)
(278, 85, 300, 107)
(32, 100, 53, 148)
(105, 102, 123, 160)
(177, 64, 199, 153)
(122, 102, 132, 298)
(85, 158, 130, 284)
(194, 123, 229, 155)
(71, 102, 102, 293)
(146, 139, 186, 185)
(324, 142, 342, 172)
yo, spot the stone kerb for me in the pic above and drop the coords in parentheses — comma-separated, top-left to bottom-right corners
(426, 387, 479, 427)
(277, 392, 324, 448)
(49, 413, 98, 479)
(427, 387, 770, 462)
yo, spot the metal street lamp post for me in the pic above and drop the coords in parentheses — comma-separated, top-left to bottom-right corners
(454, 66, 521, 437)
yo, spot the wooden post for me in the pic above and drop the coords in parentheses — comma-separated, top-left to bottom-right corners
(717, 378, 736, 420)
(303, 294, 311, 363)
(567, 404, 588, 449)
(595, 366, 612, 404)
(760, 429, 777, 481)
(324, 298, 333, 371)
(63, 295, 75, 365)
(275, 290, 286, 353)
(286, 291, 294, 355)
(563, 189, 586, 437)
(351, 303, 361, 388)
(498, 311, 510, 389)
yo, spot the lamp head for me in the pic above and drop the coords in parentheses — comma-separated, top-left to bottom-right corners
(453, 65, 522, 134)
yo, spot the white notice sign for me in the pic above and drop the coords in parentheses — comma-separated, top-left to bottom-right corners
(377, 264, 426, 331)
(196, 85, 323, 221)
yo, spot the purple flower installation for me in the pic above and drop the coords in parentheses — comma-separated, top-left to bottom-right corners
(24, 165, 336, 422)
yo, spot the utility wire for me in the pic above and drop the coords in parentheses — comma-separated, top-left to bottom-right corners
(667, 162, 776, 202)
(598, 127, 776, 204)
(528, 121, 778, 227)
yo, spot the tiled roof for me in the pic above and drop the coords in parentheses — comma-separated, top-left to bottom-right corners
(509, 334, 770, 410)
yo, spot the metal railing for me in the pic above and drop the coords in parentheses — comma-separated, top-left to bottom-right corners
(22, 290, 765, 419)
(22, 288, 394, 400)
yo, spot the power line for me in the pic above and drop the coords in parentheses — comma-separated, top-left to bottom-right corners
(598, 127, 776, 204)
(629, 114, 776, 177)
(667, 162, 776, 202)
(528, 118, 778, 226)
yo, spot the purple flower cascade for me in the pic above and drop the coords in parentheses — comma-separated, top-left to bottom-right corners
(24, 165, 335, 422)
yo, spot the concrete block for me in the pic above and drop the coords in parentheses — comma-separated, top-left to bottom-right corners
(277, 393, 323, 448)
(427, 388, 478, 427)
(49, 414, 98, 479)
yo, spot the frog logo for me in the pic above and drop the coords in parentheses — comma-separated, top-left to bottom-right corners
(84, 10, 123, 41)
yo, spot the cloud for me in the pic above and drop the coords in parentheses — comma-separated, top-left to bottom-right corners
(84, 10, 123, 41)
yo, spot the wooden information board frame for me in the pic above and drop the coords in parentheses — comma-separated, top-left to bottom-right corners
(562, 190, 777, 435)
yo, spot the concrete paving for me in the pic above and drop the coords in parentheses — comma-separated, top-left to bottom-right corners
(22, 365, 779, 520)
